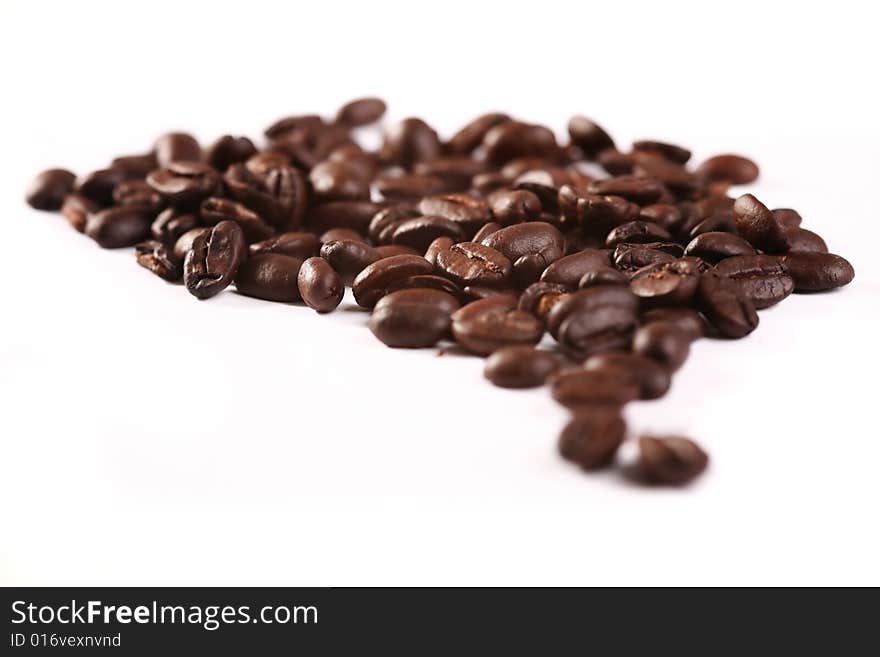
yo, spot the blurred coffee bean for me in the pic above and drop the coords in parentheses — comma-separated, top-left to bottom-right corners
(381, 118, 442, 168)
(772, 208, 802, 227)
(551, 369, 640, 409)
(85, 206, 154, 248)
(374, 173, 448, 201)
(147, 162, 220, 210)
(640, 308, 706, 342)
(151, 208, 199, 245)
(418, 193, 491, 237)
(567, 116, 615, 158)
(26, 168, 76, 210)
(200, 197, 275, 243)
(696, 154, 759, 185)
(309, 201, 383, 235)
(205, 135, 257, 171)
(484, 346, 561, 388)
(448, 112, 510, 155)
(638, 436, 708, 485)
(60, 193, 97, 232)
(488, 189, 543, 225)
(77, 168, 126, 207)
(584, 351, 671, 400)
(335, 97, 387, 126)
(632, 321, 691, 371)
(451, 295, 542, 355)
(632, 140, 691, 164)
(154, 132, 201, 167)
(483, 121, 559, 166)
(391, 215, 465, 252)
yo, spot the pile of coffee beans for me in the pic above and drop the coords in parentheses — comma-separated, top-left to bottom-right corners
(26, 99, 855, 486)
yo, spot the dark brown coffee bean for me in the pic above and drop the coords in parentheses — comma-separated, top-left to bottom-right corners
(309, 159, 370, 202)
(551, 369, 639, 408)
(546, 285, 639, 356)
(772, 208, 802, 227)
(540, 249, 611, 287)
(512, 169, 568, 214)
(204, 135, 257, 172)
(263, 114, 325, 141)
(200, 197, 275, 243)
(385, 274, 463, 299)
(567, 116, 615, 158)
(639, 203, 682, 232)
(424, 236, 455, 265)
(578, 266, 629, 288)
(487, 189, 542, 225)
(612, 244, 677, 273)
(484, 346, 561, 388)
(297, 256, 344, 312)
(472, 172, 511, 196)
(369, 288, 460, 348)
(418, 193, 491, 237)
(589, 175, 665, 205)
(480, 222, 564, 268)
(110, 153, 158, 179)
(374, 173, 448, 201)
(112, 180, 163, 213)
(483, 121, 559, 166)
(632, 321, 691, 371)
(319, 227, 365, 244)
(173, 227, 209, 263)
(414, 157, 487, 190)
(135, 240, 181, 281)
(248, 232, 319, 259)
(367, 205, 418, 244)
(632, 156, 700, 195)
(638, 436, 708, 485)
(147, 161, 220, 210)
(308, 201, 382, 235)
(683, 231, 756, 264)
(518, 282, 570, 321)
(687, 211, 738, 238)
(352, 254, 435, 308)
(785, 226, 828, 253)
(448, 112, 511, 155)
(435, 242, 513, 288)
(335, 97, 387, 126)
(60, 193, 97, 232)
(26, 168, 76, 210)
(380, 118, 442, 168)
(629, 258, 701, 307)
(234, 253, 303, 302)
(154, 132, 201, 167)
(224, 163, 308, 231)
(391, 215, 465, 252)
(76, 168, 126, 207)
(605, 220, 671, 248)
(632, 140, 691, 164)
(319, 239, 381, 286)
(559, 186, 640, 235)
(733, 194, 790, 253)
(558, 409, 626, 470)
(246, 150, 292, 174)
(779, 252, 855, 292)
(714, 255, 794, 309)
(85, 206, 154, 248)
(151, 208, 198, 245)
(596, 148, 634, 174)
(697, 154, 759, 185)
(472, 221, 503, 243)
(451, 295, 542, 355)
(696, 271, 759, 338)
(584, 351, 671, 400)
(183, 220, 246, 300)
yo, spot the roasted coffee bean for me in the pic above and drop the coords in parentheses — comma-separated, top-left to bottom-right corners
(308, 201, 382, 235)
(147, 162, 220, 210)
(488, 189, 542, 225)
(597, 148, 635, 175)
(584, 351, 671, 400)
(613, 244, 676, 272)
(335, 97, 387, 126)
(225, 163, 307, 231)
(263, 114, 325, 141)
(309, 159, 371, 202)
(319, 227, 365, 244)
(472, 221, 503, 243)
(558, 409, 626, 470)
(540, 249, 611, 287)
(451, 295, 543, 355)
(484, 346, 561, 388)
(414, 157, 487, 190)
(559, 186, 639, 235)
(696, 271, 759, 338)
(352, 254, 434, 308)
(462, 285, 519, 301)
(173, 227, 209, 263)
(385, 274, 463, 299)
(369, 288, 460, 348)
(551, 369, 640, 408)
(200, 197, 275, 243)
(605, 220, 671, 248)
(380, 118, 442, 168)
(111, 180, 162, 213)
(297, 257, 344, 312)
(638, 436, 708, 485)
(481, 222, 564, 268)
(448, 112, 510, 155)
(85, 205, 154, 248)
(518, 281, 570, 321)
(472, 171, 511, 195)
(688, 211, 738, 238)
(154, 132, 201, 167)
(183, 220, 246, 300)
(546, 285, 639, 356)
(589, 175, 665, 205)
(772, 208, 802, 227)
(418, 193, 491, 237)
(512, 169, 567, 213)
(60, 193, 96, 232)
(205, 135, 257, 172)
(697, 154, 759, 185)
(683, 231, 756, 264)
(375, 173, 448, 201)
(483, 121, 559, 166)
(367, 205, 419, 244)
(632, 140, 691, 164)
(640, 308, 706, 342)
(714, 255, 794, 308)
(246, 150, 292, 174)
(633, 157, 700, 196)
(320, 239, 382, 286)
(110, 152, 158, 179)
(250, 232, 319, 259)
(435, 242, 513, 288)
(779, 252, 855, 292)
(424, 236, 455, 265)
(733, 194, 790, 253)
(76, 168, 126, 207)
(563, 229, 603, 254)
(234, 253, 303, 302)
(785, 226, 828, 253)
(135, 240, 181, 281)
(629, 258, 701, 307)
(579, 266, 629, 288)
(567, 116, 615, 158)
(391, 215, 465, 252)
(26, 168, 76, 210)
(639, 203, 682, 232)
(632, 321, 691, 371)
(151, 209, 199, 245)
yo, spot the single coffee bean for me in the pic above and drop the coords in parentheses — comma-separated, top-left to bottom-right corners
(26, 168, 76, 210)
(85, 206, 154, 248)
(451, 295, 543, 356)
(483, 121, 559, 166)
(414, 157, 487, 190)
(380, 118, 442, 168)
(733, 194, 790, 253)
(605, 220, 671, 248)
(249, 232, 318, 259)
(638, 436, 708, 485)
(578, 266, 629, 288)
(484, 346, 561, 388)
(696, 154, 759, 185)
(687, 211, 738, 238)
(540, 249, 611, 287)
(109, 181, 161, 213)
(629, 258, 702, 307)
(632, 140, 691, 164)
(551, 369, 640, 408)
(263, 113, 325, 141)
(567, 116, 615, 158)
(632, 321, 691, 371)
(480, 221, 564, 270)
(435, 242, 513, 288)
(714, 255, 794, 309)
(319, 239, 381, 286)
(487, 188, 542, 225)
(308, 201, 383, 235)
(613, 244, 677, 273)
(584, 351, 671, 400)
(352, 254, 435, 308)
(448, 112, 511, 155)
(559, 187, 640, 235)
(683, 231, 756, 264)
(632, 156, 700, 195)
(546, 285, 639, 356)
(173, 227, 209, 263)
(154, 132, 201, 167)
(374, 173, 448, 201)
(391, 215, 465, 252)
(246, 150, 292, 174)
(640, 308, 706, 342)
(224, 163, 308, 231)
(60, 193, 97, 232)
(779, 252, 855, 292)
(135, 240, 181, 281)
(518, 281, 570, 321)
(558, 409, 626, 470)
(597, 148, 634, 174)
(367, 205, 419, 244)
(639, 203, 682, 232)
(234, 253, 303, 302)
(147, 161, 220, 210)
(76, 168, 126, 207)
(589, 175, 665, 205)
(418, 193, 491, 237)
(512, 169, 568, 214)
(200, 197, 275, 243)
(385, 274, 463, 299)
(298, 256, 344, 312)
(110, 152, 158, 179)
(696, 271, 759, 338)
(424, 236, 455, 265)
(784, 226, 828, 253)
(369, 288, 460, 348)
(309, 159, 371, 202)
(183, 220, 246, 300)
(335, 97, 387, 127)
(205, 135, 257, 172)
(772, 208, 802, 227)
(472, 221, 503, 243)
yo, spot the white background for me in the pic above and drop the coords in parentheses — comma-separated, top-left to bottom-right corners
(2, 0, 879, 586)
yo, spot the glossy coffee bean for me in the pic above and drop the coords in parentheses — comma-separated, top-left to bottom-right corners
(632, 140, 691, 164)
(309, 159, 371, 202)
(113, 180, 163, 212)
(772, 208, 802, 227)
(696, 271, 759, 338)
(76, 168, 126, 207)
(589, 175, 665, 205)
(683, 231, 755, 264)
(629, 258, 702, 307)
(183, 220, 246, 300)
(517, 282, 570, 321)
(205, 135, 257, 172)
(714, 255, 794, 309)
(85, 206, 154, 248)
(540, 249, 611, 287)
(110, 152, 158, 179)
(559, 186, 639, 235)
(448, 112, 510, 155)
(487, 188, 543, 225)
(546, 285, 638, 356)
(375, 173, 447, 201)
(385, 274, 463, 299)
(250, 232, 319, 259)
(451, 295, 543, 356)
(418, 193, 491, 237)
(200, 197, 275, 243)
(639, 203, 682, 232)
(424, 236, 455, 265)
(483, 121, 559, 166)
(352, 254, 434, 308)
(605, 220, 671, 248)
(154, 132, 201, 167)
(381, 118, 442, 168)
(234, 253, 303, 302)
(335, 97, 387, 126)
(26, 168, 76, 210)
(298, 257, 344, 312)
(369, 288, 460, 348)
(147, 162, 220, 210)
(632, 321, 691, 371)
(779, 252, 855, 292)
(613, 244, 677, 273)
(375, 245, 419, 258)
(135, 240, 181, 281)
(391, 215, 464, 252)
(319, 227, 365, 244)
(472, 221, 503, 243)
(152, 209, 198, 246)
(696, 154, 759, 185)
(578, 266, 629, 288)
(733, 194, 790, 253)
(173, 227, 209, 263)
(484, 346, 561, 388)
(415, 157, 487, 189)
(567, 116, 615, 158)
(551, 369, 640, 409)
(60, 193, 97, 232)
(225, 163, 307, 231)
(640, 308, 706, 342)
(785, 226, 828, 253)
(481, 221, 564, 267)
(435, 242, 513, 288)
(638, 436, 708, 485)
(584, 351, 671, 400)
(320, 239, 381, 286)
(687, 212, 738, 238)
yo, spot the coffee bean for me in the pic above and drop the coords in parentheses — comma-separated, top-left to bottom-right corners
(687, 211, 738, 238)
(484, 346, 561, 388)
(418, 193, 491, 237)
(696, 271, 759, 338)
(26, 168, 76, 210)
(135, 240, 181, 281)
(381, 118, 442, 168)
(448, 112, 511, 155)
(629, 258, 702, 307)
(697, 154, 759, 185)
(391, 215, 465, 252)
(375, 245, 420, 258)
(297, 256, 344, 312)
(147, 162, 220, 210)
(632, 157, 699, 196)
(309, 159, 371, 202)
(733, 194, 790, 253)
(319, 239, 381, 286)
(76, 168, 126, 207)
(639, 203, 682, 232)
(567, 116, 615, 158)
(487, 189, 543, 225)
(335, 97, 387, 127)
(597, 148, 634, 175)
(578, 266, 629, 288)
(785, 226, 828, 253)
(154, 132, 201, 167)
(518, 281, 570, 321)
(584, 351, 671, 400)
(480, 221, 564, 268)
(435, 242, 513, 288)
(640, 308, 706, 342)
(683, 231, 756, 263)
(424, 236, 455, 265)
(559, 186, 639, 235)
(779, 252, 855, 291)
(451, 295, 542, 355)
(184, 220, 246, 300)
(247, 231, 318, 260)
(60, 193, 97, 232)
(463, 285, 519, 301)
(234, 253, 303, 302)
(200, 197, 275, 243)
(546, 285, 639, 356)
(385, 274, 463, 299)
(263, 114, 325, 141)
(632, 321, 691, 371)
(540, 249, 611, 287)
(369, 288, 460, 348)
(772, 208, 802, 227)
(632, 140, 691, 164)
(375, 173, 448, 201)
(483, 121, 559, 166)
(308, 201, 383, 235)
(414, 157, 487, 190)
(551, 369, 640, 408)
(225, 163, 308, 231)
(352, 254, 435, 308)
(205, 135, 257, 172)
(151, 208, 199, 245)
(714, 255, 794, 308)
(113, 180, 163, 212)
(367, 205, 419, 244)
(472, 172, 511, 195)
(472, 221, 503, 243)
(85, 206, 154, 248)
(638, 436, 708, 485)
(110, 153, 158, 179)
(613, 244, 677, 273)
(589, 175, 665, 205)
(605, 220, 671, 248)
(173, 227, 209, 263)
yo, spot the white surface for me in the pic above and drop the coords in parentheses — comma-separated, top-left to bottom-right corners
(1, 0, 879, 586)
